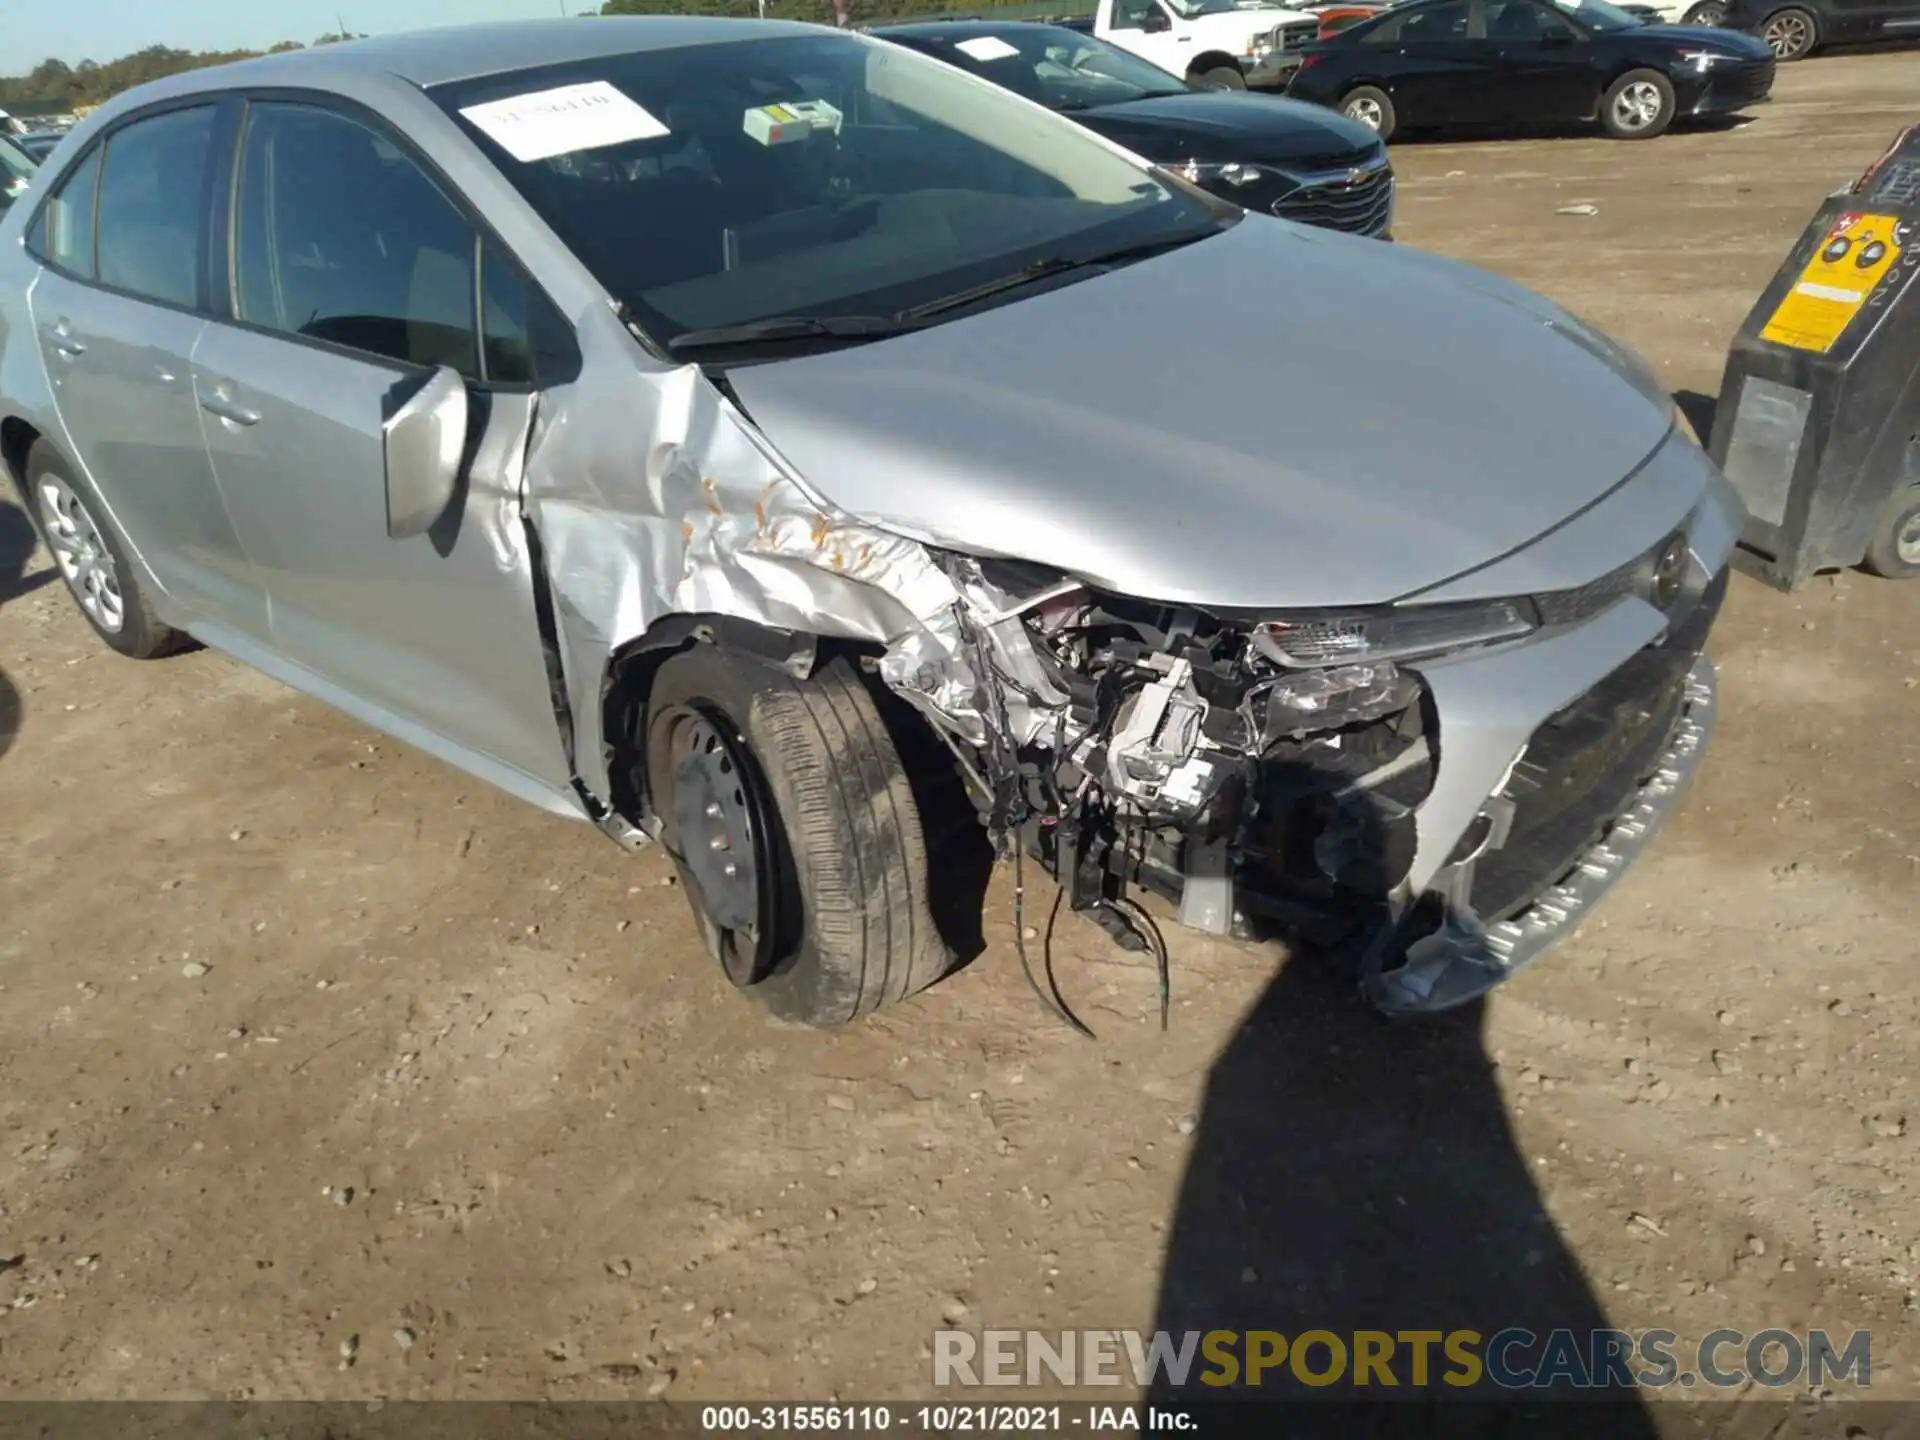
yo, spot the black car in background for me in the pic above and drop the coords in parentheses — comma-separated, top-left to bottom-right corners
(875, 21, 1396, 237)
(1286, 0, 1776, 139)
(1721, 0, 1920, 59)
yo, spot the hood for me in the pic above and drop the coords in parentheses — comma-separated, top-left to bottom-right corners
(727, 217, 1676, 611)
(1075, 92, 1383, 166)
(1623, 23, 1775, 56)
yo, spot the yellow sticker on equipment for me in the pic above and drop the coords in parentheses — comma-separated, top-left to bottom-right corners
(1761, 211, 1902, 353)
(762, 104, 795, 122)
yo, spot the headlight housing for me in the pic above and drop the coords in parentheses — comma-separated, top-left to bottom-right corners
(1171, 160, 1265, 187)
(1680, 49, 1737, 71)
(1252, 597, 1539, 667)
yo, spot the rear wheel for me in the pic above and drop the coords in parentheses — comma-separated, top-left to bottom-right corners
(645, 645, 949, 1027)
(22, 440, 185, 659)
(1600, 68, 1675, 138)
(1863, 484, 1920, 580)
(1193, 65, 1247, 90)
(1338, 85, 1396, 141)
(1681, 0, 1727, 21)
(1761, 5, 1818, 57)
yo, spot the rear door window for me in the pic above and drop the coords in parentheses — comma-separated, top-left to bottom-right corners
(95, 106, 217, 309)
(232, 101, 482, 378)
(29, 145, 102, 278)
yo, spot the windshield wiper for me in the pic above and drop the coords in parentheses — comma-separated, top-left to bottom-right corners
(901, 229, 1215, 321)
(667, 313, 923, 353)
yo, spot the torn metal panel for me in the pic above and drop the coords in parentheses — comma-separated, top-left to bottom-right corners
(518, 342, 1041, 809)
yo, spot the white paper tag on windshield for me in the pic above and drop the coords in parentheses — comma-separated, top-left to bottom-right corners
(954, 35, 1022, 61)
(460, 81, 668, 163)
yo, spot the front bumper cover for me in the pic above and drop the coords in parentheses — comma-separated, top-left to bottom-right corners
(1364, 654, 1716, 1015)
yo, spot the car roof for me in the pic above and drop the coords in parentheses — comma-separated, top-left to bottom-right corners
(106, 17, 827, 103)
(873, 19, 1080, 39)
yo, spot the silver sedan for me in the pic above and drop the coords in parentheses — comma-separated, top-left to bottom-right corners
(0, 18, 1743, 1026)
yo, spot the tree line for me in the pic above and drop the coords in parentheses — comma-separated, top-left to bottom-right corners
(0, 34, 364, 115)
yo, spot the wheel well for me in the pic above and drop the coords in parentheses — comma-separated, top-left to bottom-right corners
(1186, 51, 1241, 76)
(599, 615, 850, 826)
(0, 418, 41, 506)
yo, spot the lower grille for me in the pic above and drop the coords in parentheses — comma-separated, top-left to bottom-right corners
(1470, 568, 1727, 920)
(1272, 167, 1393, 237)
(1707, 60, 1775, 106)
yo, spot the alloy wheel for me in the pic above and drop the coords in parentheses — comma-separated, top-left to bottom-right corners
(1684, 2, 1726, 21)
(36, 474, 125, 634)
(1612, 80, 1664, 132)
(1343, 96, 1385, 131)
(1762, 10, 1812, 55)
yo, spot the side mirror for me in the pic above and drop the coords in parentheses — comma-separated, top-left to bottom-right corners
(1142, 9, 1172, 31)
(383, 365, 469, 539)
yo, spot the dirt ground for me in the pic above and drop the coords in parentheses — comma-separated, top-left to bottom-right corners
(1, 49, 1917, 1416)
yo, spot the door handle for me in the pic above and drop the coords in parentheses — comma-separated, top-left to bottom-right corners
(46, 321, 85, 358)
(200, 389, 262, 427)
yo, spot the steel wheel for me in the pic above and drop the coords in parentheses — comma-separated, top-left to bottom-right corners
(1344, 95, 1385, 131)
(37, 473, 125, 634)
(1611, 80, 1665, 132)
(1762, 8, 1815, 57)
(664, 704, 782, 988)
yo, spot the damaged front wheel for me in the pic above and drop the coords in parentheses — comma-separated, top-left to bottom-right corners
(645, 647, 950, 1026)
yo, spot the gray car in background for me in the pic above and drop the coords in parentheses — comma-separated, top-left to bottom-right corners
(0, 19, 1743, 1027)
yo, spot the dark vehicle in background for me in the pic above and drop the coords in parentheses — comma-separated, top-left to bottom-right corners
(0, 135, 36, 216)
(1721, 0, 1920, 60)
(17, 133, 64, 163)
(1286, 0, 1776, 139)
(878, 21, 1395, 236)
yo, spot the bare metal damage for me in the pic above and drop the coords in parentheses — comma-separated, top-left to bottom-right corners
(519, 356, 1058, 830)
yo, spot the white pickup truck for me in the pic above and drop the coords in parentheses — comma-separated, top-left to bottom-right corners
(1079, 0, 1325, 90)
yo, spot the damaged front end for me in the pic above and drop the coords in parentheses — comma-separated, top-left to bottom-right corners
(879, 535, 1727, 1018)
(522, 336, 1733, 1021)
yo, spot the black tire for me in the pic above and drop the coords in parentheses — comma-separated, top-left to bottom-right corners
(1760, 4, 1818, 57)
(1193, 65, 1247, 90)
(1600, 68, 1676, 139)
(646, 645, 948, 1027)
(1862, 484, 1920, 580)
(18, 439, 186, 659)
(1681, 0, 1727, 21)
(1338, 85, 1396, 141)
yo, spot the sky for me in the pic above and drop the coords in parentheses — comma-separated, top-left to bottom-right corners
(12, 0, 589, 70)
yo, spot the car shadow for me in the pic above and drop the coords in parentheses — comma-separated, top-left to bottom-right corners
(0, 664, 17, 767)
(1, 497, 54, 608)
(1390, 113, 1754, 145)
(1148, 757, 1657, 1432)
(1675, 388, 1719, 449)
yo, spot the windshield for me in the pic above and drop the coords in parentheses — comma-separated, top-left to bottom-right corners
(1166, 0, 1261, 15)
(435, 34, 1221, 348)
(889, 28, 1193, 110)
(1549, 0, 1645, 29)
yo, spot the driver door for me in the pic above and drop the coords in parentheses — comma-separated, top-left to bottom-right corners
(189, 96, 577, 811)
